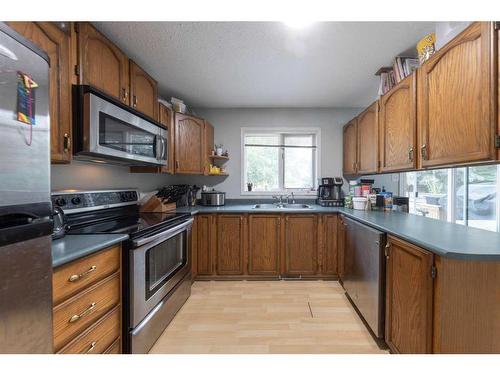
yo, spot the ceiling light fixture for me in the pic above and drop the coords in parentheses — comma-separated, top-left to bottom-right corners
(283, 20, 315, 30)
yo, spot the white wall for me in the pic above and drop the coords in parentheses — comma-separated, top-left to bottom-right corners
(189, 108, 361, 198)
(51, 108, 361, 196)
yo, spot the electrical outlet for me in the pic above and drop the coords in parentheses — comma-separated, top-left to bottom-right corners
(391, 174, 399, 182)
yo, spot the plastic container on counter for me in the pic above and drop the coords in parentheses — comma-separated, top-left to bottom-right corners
(353, 197, 367, 210)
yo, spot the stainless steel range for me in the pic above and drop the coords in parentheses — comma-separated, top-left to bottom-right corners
(51, 189, 193, 354)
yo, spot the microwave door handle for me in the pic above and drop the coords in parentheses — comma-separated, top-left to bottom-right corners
(160, 136, 167, 161)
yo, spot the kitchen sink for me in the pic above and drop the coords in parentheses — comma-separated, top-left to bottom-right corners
(282, 204, 311, 209)
(252, 203, 311, 209)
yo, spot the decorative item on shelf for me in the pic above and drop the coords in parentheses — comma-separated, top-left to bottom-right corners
(209, 164, 222, 175)
(222, 150, 229, 157)
(417, 32, 436, 64)
(171, 97, 186, 113)
(247, 182, 253, 192)
(215, 144, 223, 156)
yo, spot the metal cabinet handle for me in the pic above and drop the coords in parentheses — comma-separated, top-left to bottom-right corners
(384, 243, 390, 259)
(63, 133, 71, 152)
(133, 95, 138, 108)
(408, 147, 414, 162)
(175, 160, 179, 170)
(352, 162, 356, 171)
(68, 266, 97, 282)
(122, 88, 128, 102)
(421, 144, 427, 160)
(84, 341, 97, 354)
(69, 302, 96, 323)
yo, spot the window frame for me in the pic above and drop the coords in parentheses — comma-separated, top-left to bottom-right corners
(240, 127, 321, 196)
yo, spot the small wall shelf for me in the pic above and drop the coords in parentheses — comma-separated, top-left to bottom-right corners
(209, 155, 229, 161)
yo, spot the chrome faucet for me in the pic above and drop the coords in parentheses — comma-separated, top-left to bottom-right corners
(272, 194, 285, 207)
(290, 192, 295, 204)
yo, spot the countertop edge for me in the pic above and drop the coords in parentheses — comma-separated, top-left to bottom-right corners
(52, 234, 129, 268)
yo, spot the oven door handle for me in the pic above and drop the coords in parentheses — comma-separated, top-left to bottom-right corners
(132, 218, 193, 247)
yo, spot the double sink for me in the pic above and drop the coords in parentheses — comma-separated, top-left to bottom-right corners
(253, 203, 311, 210)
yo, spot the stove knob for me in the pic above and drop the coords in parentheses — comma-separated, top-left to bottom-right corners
(55, 198, 66, 207)
(71, 197, 81, 205)
(120, 192, 129, 202)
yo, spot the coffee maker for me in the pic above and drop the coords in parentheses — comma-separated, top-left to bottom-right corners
(317, 177, 344, 207)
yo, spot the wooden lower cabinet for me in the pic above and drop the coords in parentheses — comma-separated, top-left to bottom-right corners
(248, 215, 281, 276)
(283, 215, 318, 275)
(385, 236, 435, 354)
(193, 213, 337, 279)
(52, 244, 122, 354)
(337, 215, 347, 281)
(195, 214, 216, 276)
(319, 214, 338, 276)
(216, 215, 246, 275)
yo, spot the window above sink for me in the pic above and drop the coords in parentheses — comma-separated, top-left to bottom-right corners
(241, 127, 321, 196)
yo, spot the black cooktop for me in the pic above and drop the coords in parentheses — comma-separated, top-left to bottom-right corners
(67, 206, 191, 240)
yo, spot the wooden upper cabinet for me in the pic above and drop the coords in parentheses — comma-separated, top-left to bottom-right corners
(417, 22, 496, 168)
(8, 22, 72, 163)
(283, 215, 318, 275)
(174, 113, 205, 174)
(385, 236, 434, 354)
(159, 103, 175, 174)
(248, 215, 281, 275)
(379, 73, 417, 172)
(343, 119, 358, 175)
(130, 60, 158, 120)
(356, 101, 379, 174)
(76, 22, 129, 104)
(216, 215, 246, 275)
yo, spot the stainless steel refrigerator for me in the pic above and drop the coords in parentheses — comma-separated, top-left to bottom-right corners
(0, 23, 53, 353)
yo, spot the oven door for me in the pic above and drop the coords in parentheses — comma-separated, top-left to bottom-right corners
(130, 218, 193, 327)
(84, 92, 167, 166)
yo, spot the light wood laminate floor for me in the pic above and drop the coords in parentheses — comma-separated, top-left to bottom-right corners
(149, 281, 387, 354)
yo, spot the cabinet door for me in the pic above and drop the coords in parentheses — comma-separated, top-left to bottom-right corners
(158, 103, 175, 174)
(8, 22, 72, 163)
(418, 22, 496, 168)
(77, 22, 129, 104)
(174, 113, 205, 174)
(357, 101, 379, 174)
(379, 73, 417, 172)
(196, 215, 216, 276)
(343, 119, 358, 175)
(216, 215, 246, 275)
(204, 121, 214, 175)
(248, 215, 280, 275)
(337, 215, 347, 282)
(130, 60, 158, 120)
(320, 215, 338, 275)
(385, 236, 434, 354)
(283, 215, 318, 275)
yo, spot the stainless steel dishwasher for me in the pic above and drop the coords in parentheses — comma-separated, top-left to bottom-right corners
(341, 216, 386, 340)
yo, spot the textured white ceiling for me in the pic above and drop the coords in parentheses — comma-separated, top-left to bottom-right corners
(93, 22, 434, 108)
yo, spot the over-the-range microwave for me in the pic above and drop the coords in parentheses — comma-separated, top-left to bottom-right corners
(73, 85, 167, 166)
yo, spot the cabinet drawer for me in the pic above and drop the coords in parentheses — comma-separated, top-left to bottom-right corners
(53, 273, 120, 351)
(104, 338, 121, 354)
(53, 245, 120, 305)
(59, 306, 121, 354)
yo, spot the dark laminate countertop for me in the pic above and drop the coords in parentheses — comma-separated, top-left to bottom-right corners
(51, 234, 129, 268)
(174, 204, 500, 261)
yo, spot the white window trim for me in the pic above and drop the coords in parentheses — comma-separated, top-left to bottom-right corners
(240, 127, 321, 196)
